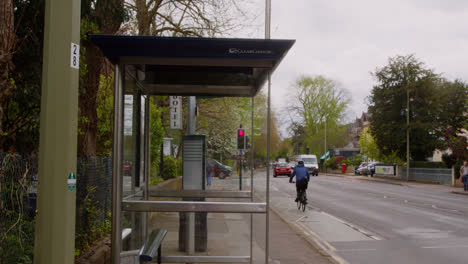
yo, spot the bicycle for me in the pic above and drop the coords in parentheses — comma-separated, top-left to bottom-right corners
(297, 188, 307, 211)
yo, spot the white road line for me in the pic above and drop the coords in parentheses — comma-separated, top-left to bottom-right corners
(335, 248, 377, 252)
(422, 245, 468, 249)
(431, 204, 459, 212)
(295, 215, 307, 222)
(321, 211, 382, 241)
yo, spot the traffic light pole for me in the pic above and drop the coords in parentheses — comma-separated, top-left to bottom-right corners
(238, 157, 243, 190)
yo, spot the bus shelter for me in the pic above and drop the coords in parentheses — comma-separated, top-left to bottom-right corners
(90, 35, 294, 264)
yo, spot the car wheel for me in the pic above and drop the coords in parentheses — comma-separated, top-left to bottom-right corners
(273, 174, 277, 177)
(219, 172, 226, 179)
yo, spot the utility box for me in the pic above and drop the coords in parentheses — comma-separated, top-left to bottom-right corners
(179, 135, 207, 252)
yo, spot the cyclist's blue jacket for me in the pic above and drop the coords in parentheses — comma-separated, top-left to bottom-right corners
(289, 163, 310, 184)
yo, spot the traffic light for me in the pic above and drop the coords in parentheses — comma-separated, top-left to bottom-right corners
(237, 128, 245, 149)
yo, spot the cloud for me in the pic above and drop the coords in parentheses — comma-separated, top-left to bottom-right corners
(249, 0, 468, 134)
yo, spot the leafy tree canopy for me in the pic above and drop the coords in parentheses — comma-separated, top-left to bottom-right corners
(368, 55, 467, 161)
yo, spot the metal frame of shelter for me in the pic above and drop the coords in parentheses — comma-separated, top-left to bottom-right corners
(90, 34, 294, 264)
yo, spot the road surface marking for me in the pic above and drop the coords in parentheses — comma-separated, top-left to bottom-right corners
(335, 248, 377, 252)
(321, 212, 382, 241)
(295, 215, 307, 222)
(431, 204, 459, 212)
(422, 245, 468, 249)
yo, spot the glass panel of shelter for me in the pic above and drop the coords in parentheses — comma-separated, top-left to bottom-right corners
(117, 64, 268, 264)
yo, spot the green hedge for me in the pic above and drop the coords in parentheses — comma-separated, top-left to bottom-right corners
(411, 161, 447, 168)
(161, 156, 182, 180)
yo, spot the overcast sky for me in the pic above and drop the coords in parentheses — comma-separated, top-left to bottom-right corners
(243, 0, 468, 136)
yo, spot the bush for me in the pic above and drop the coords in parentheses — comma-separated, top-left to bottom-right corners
(334, 156, 347, 166)
(442, 153, 457, 168)
(347, 154, 363, 166)
(411, 161, 447, 168)
(324, 157, 339, 170)
(161, 156, 182, 180)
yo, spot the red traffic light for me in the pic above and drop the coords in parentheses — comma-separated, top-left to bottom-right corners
(238, 130, 244, 136)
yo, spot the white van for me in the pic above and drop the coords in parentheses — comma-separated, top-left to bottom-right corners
(293, 154, 319, 176)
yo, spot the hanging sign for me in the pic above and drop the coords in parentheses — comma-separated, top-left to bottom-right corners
(170, 96, 182, 129)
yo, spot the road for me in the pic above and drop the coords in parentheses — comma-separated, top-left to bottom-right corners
(251, 170, 468, 264)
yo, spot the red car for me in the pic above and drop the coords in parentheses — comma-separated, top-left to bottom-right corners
(273, 163, 291, 177)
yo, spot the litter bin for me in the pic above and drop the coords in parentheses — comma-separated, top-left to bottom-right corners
(341, 164, 347, 173)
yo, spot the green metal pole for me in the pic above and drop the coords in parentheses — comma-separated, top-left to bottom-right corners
(34, 0, 80, 263)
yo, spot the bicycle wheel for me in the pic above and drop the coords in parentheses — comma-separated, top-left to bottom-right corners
(297, 190, 303, 209)
(301, 192, 307, 211)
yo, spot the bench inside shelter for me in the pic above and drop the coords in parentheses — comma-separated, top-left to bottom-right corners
(139, 229, 167, 263)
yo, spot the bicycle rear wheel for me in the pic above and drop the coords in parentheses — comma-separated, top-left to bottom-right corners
(301, 192, 307, 211)
(297, 190, 303, 210)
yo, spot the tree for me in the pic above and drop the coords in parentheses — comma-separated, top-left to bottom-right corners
(127, 0, 252, 37)
(358, 127, 380, 161)
(368, 55, 467, 161)
(0, 0, 15, 139)
(0, 0, 43, 153)
(289, 75, 350, 156)
(79, 0, 128, 157)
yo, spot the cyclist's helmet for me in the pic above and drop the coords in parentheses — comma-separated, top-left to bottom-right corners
(298, 160, 304, 165)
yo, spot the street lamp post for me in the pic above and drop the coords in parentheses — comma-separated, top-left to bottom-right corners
(406, 84, 410, 181)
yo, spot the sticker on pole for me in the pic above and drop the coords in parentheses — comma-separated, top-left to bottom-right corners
(70, 43, 79, 69)
(67, 172, 76, 191)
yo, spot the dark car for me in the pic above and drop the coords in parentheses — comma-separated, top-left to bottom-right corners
(208, 159, 232, 179)
(368, 162, 384, 176)
(274, 163, 291, 177)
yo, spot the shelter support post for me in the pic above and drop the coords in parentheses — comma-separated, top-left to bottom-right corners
(111, 64, 125, 264)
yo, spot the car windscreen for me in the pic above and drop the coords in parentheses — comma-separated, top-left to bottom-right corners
(303, 158, 317, 164)
(277, 163, 288, 167)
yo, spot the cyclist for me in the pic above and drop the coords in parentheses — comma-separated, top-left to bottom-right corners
(289, 160, 310, 202)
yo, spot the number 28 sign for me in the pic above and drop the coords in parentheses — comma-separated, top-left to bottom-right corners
(70, 43, 79, 69)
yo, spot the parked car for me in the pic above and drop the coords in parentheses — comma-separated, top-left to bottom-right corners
(208, 159, 232, 179)
(355, 162, 367, 175)
(367, 162, 384, 176)
(273, 163, 291, 177)
(355, 162, 383, 176)
(288, 162, 296, 170)
(123, 161, 132, 176)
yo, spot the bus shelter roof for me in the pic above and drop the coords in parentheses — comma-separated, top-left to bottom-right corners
(89, 34, 295, 97)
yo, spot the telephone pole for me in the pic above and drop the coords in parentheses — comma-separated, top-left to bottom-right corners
(34, 0, 80, 263)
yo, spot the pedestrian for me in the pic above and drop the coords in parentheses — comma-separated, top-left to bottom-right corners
(460, 161, 468, 191)
(206, 162, 214, 186)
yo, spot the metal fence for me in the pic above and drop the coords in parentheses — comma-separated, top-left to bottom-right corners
(400, 167, 453, 185)
(76, 156, 113, 232)
(0, 153, 113, 262)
